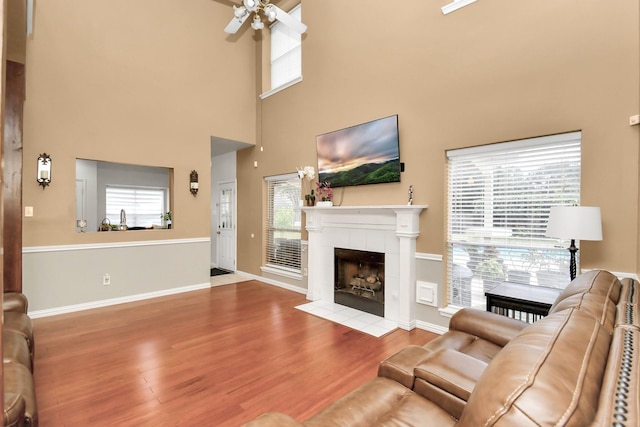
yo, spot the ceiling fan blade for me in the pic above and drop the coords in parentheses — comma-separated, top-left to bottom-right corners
(224, 11, 250, 34)
(270, 5, 307, 34)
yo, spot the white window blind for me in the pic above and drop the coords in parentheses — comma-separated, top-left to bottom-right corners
(106, 186, 167, 228)
(270, 4, 302, 90)
(265, 173, 302, 273)
(446, 132, 581, 310)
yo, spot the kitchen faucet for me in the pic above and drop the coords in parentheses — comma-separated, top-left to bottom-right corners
(120, 209, 127, 230)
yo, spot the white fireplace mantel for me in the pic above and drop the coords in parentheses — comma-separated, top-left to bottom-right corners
(301, 205, 427, 330)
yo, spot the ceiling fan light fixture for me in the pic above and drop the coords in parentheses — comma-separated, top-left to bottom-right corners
(251, 14, 264, 30)
(224, 1, 306, 35)
(264, 5, 277, 22)
(243, 0, 258, 12)
(233, 5, 248, 19)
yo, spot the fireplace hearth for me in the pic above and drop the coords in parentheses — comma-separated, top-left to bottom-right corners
(334, 248, 385, 317)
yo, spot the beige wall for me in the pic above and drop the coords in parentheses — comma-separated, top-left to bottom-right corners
(238, 0, 640, 279)
(20, 0, 258, 310)
(15, 0, 640, 313)
(23, 0, 256, 246)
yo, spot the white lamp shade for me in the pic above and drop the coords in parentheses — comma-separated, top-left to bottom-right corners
(545, 206, 603, 241)
(264, 4, 277, 21)
(243, 0, 257, 11)
(233, 5, 247, 18)
(251, 15, 264, 30)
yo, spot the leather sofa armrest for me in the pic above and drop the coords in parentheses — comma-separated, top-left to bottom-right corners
(413, 348, 487, 419)
(377, 345, 433, 388)
(3, 293, 28, 314)
(4, 362, 37, 427)
(449, 308, 527, 347)
(4, 393, 25, 427)
(414, 348, 487, 401)
(242, 412, 304, 427)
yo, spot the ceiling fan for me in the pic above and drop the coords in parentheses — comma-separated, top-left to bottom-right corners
(224, 0, 307, 35)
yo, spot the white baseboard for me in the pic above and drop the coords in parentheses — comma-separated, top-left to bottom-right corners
(29, 282, 212, 318)
(416, 320, 448, 335)
(236, 270, 307, 295)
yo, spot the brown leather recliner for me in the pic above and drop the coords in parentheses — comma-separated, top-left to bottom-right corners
(378, 308, 526, 390)
(3, 313, 34, 359)
(3, 293, 37, 427)
(3, 363, 37, 427)
(3, 393, 26, 427)
(3, 331, 32, 372)
(3, 293, 28, 314)
(243, 270, 639, 427)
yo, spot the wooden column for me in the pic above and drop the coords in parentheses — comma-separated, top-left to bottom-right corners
(0, 0, 8, 407)
(3, 60, 24, 293)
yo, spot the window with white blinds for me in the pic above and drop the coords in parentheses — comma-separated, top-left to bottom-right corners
(265, 173, 302, 273)
(106, 186, 168, 228)
(446, 132, 582, 310)
(270, 4, 302, 90)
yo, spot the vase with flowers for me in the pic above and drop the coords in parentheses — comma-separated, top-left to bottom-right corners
(297, 166, 316, 205)
(315, 181, 333, 207)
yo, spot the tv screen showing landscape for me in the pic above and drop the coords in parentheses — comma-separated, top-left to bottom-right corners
(316, 115, 401, 188)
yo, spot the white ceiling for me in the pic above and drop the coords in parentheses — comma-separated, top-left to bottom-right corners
(210, 136, 253, 157)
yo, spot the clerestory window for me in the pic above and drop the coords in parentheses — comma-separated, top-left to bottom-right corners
(261, 4, 302, 98)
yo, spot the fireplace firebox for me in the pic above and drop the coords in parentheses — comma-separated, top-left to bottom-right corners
(334, 248, 385, 317)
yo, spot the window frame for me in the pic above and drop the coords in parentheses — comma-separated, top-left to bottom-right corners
(259, 3, 303, 99)
(445, 132, 582, 313)
(105, 185, 169, 229)
(263, 173, 302, 277)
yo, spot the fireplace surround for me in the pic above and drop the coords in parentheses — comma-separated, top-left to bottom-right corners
(302, 205, 427, 330)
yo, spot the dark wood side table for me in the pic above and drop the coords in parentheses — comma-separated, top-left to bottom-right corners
(485, 282, 562, 323)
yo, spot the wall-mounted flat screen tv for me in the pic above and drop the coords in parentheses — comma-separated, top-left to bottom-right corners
(316, 114, 401, 188)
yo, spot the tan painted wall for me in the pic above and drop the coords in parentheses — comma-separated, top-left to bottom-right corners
(238, 0, 640, 276)
(16, 0, 640, 301)
(22, 0, 257, 246)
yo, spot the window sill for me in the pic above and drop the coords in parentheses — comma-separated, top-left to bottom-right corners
(259, 76, 303, 100)
(261, 265, 303, 280)
(438, 305, 462, 318)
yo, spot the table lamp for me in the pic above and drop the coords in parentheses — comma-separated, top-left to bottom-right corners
(545, 206, 602, 281)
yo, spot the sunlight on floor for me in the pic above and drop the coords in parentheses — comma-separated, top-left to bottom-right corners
(296, 300, 398, 338)
(210, 273, 252, 287)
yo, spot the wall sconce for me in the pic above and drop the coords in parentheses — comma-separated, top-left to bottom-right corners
(37, 153, 52, 189)
(190, 170, 199, 196)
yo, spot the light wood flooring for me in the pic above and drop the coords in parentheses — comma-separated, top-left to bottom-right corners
(33, 280, 437, 426)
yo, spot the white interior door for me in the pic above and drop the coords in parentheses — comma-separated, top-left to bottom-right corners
(217, 181, 236, 271)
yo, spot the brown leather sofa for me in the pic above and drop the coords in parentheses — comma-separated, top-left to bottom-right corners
(3, 293, 37, 427)
(244, 270, 639, 426)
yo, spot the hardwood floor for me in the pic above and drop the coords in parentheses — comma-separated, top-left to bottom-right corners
(33, 280, 438, 426)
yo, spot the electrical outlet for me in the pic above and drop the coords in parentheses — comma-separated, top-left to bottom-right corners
(103, 274, 111, 286)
